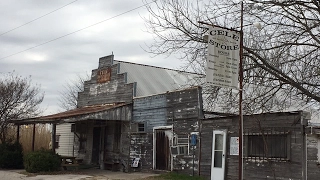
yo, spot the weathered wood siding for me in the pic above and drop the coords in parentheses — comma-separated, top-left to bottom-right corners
(167, 87, 202, 176)
(306, 135, 320, 179)
(63, 55, 134, 166)
(200, 112, 308, 180)
(130, 93, 167, 171)
(133, 94, 167, 131)
(120, 121, 131, 172)
(84, 121, 94, 164)
(130, 87, 203, 175)
(130, 133, 153, 171)
(63, 105, 132, 123)
(77, 55, 134, 107)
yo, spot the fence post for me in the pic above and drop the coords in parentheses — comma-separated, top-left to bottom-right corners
(32, 124, 36, 151)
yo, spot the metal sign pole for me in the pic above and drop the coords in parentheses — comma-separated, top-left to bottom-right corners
(239, 2, 244, 180)
(199, 2, 244, 176)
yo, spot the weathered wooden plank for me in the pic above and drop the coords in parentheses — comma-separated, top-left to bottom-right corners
(200, 112, 309, 180)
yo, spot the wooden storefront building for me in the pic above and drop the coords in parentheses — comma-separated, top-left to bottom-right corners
(11, 55, 320, 180)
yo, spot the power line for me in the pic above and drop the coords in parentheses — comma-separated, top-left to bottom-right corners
(0, 0, 79, 37)
(0, 1, 154, 60)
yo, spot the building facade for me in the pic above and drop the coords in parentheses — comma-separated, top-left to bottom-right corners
(14, 55, 319, 180)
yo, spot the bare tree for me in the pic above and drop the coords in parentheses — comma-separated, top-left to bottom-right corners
(0, 72, 44, 143)
(143, 0, 320, 115)
(58, 73, 90, 111)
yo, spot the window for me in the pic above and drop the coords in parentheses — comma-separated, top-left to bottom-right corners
(178, 145, 188, 155)
(170, 145, 188, 155)
(245, 133, 289, 160)
(55, 135, 60, 148)
(131, 122, 146, 133)
(138, 123, 145, 132)
(171, 134, 189, 155)
(171, 146, 179, 155)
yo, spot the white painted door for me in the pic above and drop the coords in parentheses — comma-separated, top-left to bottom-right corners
(211, 130, 226, 180)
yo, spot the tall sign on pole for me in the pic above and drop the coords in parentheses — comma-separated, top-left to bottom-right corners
(206, 26, 240, 89)
(202, 19, 243, 180)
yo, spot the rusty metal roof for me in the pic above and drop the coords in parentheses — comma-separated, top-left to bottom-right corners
(41, 103, 126, 120)
(10, 103, 129, 125)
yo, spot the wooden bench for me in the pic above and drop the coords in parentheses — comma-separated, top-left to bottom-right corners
(60, 155, 80, 170)
(104, 160, 119, 171)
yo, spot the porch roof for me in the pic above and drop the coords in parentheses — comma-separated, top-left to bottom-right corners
(10, 103, 132, 125)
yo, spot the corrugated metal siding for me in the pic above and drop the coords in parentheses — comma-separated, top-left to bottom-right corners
(114, 61, 204, 97)
(56, 124, 75, 156)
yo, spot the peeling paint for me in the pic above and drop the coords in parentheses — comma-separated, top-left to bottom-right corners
(89, 82, 118, 96)
(164, 130, 173, 140)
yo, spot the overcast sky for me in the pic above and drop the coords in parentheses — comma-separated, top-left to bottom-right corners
(0, 0, 183, 115)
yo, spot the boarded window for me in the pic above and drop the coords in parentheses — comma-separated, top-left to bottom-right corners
(245, 132, 290, 160)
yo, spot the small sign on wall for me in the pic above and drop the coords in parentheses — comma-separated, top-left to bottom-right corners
(97, 68, 111, 83)
(131, 158, 140, 167)
(230, 137, 239, 155)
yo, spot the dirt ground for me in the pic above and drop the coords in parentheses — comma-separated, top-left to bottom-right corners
(0, 169, 159, 180)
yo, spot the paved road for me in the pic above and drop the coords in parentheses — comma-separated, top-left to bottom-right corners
(0, 169, 157, 180)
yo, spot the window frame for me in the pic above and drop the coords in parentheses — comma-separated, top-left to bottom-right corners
(138, 122, 146, 132)
(131, 122, 147, 133)
(55, 134, 60, 148)
(171, 134, 190, 155)
(244, 132, 290, 161)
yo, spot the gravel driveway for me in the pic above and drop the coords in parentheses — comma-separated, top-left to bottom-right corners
(0, 169, 158, 180)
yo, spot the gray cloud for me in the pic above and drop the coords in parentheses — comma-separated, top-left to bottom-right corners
(0, 0, 182, 115)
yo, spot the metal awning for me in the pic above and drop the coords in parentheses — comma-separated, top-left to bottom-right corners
(9, 103, 132, 125)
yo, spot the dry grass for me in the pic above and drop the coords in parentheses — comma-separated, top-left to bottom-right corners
(6, 124, 51, 154)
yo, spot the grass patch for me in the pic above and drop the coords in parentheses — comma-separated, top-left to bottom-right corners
(142, 172, 205, 180)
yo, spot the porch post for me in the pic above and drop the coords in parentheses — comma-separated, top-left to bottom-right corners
(301, 113, 307, 180)
(301, 125, 306, 180)
(52, 123, 56, 153)
(32, 124, 36, 151)
(16, 125, 20, 143)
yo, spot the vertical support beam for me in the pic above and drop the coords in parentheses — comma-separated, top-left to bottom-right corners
(52, 123, 56, 153)
(72, 123, 75, 157)
(301, 112, 307, 180)
(197, 86, 203, 176)
(100, 126, 105, 170)
(32, 124, 36, 151)
(16, 125, 20, 143)
(239, 1, 244, 180)
(301, 125, 307, 180)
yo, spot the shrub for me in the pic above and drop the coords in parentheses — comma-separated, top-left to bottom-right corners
(0, 141, 24, 169)
(24, 149, 61, 173)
